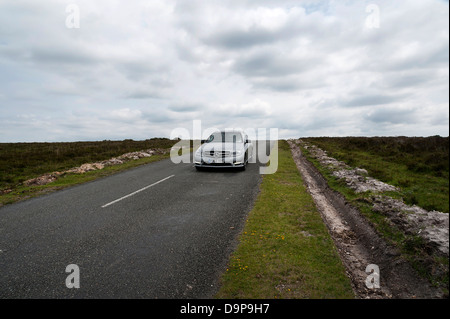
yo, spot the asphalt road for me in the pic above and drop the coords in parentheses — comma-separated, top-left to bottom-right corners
(0, 141, 272, 298)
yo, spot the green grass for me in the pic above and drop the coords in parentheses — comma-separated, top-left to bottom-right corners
(299, 138, 449, 293)
(0, 153, 171, 207)
(216, 140, 354, 299)
(303, 137, 449, 213)
(0, 138, 183, 207)
(0, 138, 177, 190)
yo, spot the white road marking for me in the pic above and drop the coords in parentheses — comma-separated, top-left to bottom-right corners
(101, 175, 175, 208)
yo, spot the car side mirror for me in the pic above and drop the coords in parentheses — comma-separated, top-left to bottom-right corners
(245, 139, 250, 144)
(201, 139, 206, 144)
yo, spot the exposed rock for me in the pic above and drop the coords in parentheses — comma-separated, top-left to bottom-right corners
(332, 169, 398, 193)
(65, 163, 104, 174)
(0, 188, 13, 195)
(298, 140, 398, 193)
(372, 196, 449, 256)
(306, 145, 350, 170)
(79, 163, 97, 172)
(24, 174, 58, 186)
(355, 168, 368, 175)
(102, 158, 124, 166)
(117, 149, 166, 160)
(295, 139, 449, 258)
(140, 152, 152, 157)
(20, 147, 169, 187)
(289, 140, 444, 298)
(92, 163, 105, 170)
(150, 148, 169, 155)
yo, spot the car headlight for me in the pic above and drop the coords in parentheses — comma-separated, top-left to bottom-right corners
(233, 150, 242, 156)
(195, 148, 202, 156)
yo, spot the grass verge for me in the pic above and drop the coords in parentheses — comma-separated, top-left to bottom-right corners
(299, 140, 448, 294)
(303, 137, 449, 213)
(0, 138, 177, 189)
(215, 140, 354, 299)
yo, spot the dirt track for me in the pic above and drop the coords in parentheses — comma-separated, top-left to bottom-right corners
(288, 141, 444, 299)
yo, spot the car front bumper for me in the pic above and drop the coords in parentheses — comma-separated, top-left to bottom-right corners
(194, 155, 245, 168)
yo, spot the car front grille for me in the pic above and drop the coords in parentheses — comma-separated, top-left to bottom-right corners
(203, 150, 231, 157)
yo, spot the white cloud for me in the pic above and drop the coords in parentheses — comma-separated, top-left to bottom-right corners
(0, 0, 448, 142)
(216, 99, 272, 118)
(110, 108, 142, 121)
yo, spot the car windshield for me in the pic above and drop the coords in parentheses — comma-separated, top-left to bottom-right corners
(206, 132, 243, 143)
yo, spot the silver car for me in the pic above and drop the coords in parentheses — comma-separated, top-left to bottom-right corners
(194, 130, 253, 170)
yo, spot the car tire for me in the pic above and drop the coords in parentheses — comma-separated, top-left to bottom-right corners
(241, 152, 248, 171)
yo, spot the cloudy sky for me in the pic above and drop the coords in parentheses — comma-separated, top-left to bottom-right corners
(0, 0, 448, 142)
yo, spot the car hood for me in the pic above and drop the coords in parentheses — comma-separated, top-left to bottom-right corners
(200, 142, 245, 152)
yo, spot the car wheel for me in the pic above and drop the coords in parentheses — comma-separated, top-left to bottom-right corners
(241, 152, 248, 171)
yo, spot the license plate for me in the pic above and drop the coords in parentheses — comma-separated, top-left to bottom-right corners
(214, 159, 223, 163)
